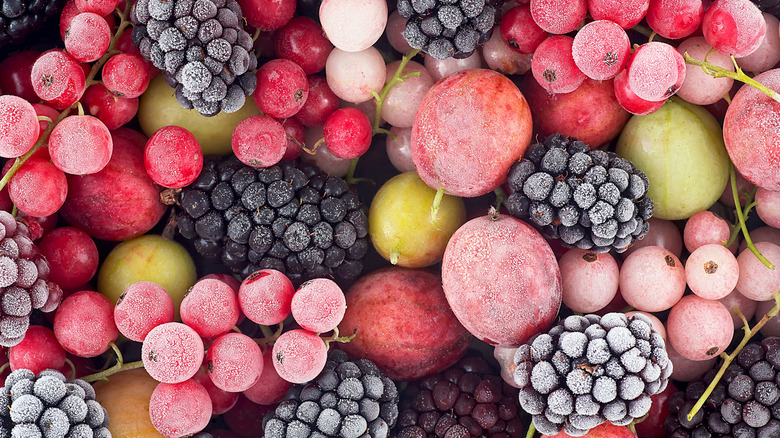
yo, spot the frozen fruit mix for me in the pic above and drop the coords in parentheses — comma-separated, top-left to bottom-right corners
(0, 0, 779, 436)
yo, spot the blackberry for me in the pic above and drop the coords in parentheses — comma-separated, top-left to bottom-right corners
(751, 0, 780, 18)
(130, 0, 257, 116)
(174, 156, 369, 283)
(505, 134, 653, 253)
(514, 313, 672, 437)
(0, 369, 111, 437)
(395, 356, 525, 437)
(397, 0, 501, 60)
(0, 0, 67, 48)
(263, 350, 399, 438)
(0, 211, 62, 347)
(665, 337, 780, 437)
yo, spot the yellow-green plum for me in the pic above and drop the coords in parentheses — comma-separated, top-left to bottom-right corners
(97, 235, 197, 315)
(616, 98, 730, 220)
(369, 172, 466, 268)
(138, 74, 262, 155)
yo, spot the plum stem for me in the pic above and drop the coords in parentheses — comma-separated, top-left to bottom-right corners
(730, 164, 774, 270)
(683, 51, 780, 104)
(724, 185, 758, 248)
(686, 289, 780, 421)
(81, 342, 145, 383)
(0, 1, 133, 193)
(431, 187, 445, 231)
(524, 423, 536, 438)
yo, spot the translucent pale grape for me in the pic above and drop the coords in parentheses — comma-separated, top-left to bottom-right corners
(493, 346, 520, 389)
(755, 187, 780, 228)
(481, 31, 532, 76)
(667, 341, 716, 382)
(381, 60, 433, 128)
(719, 288, 757, 328)
(385, 11, 413, 54)
(736, 242, 780, 301)
(685, 243, 740, 300)
(386, 126, 415, 173)
(683, 210, 732, 253)
(619, 246, 686, 312)
(301, 127, 351, 177)
(676, 36, 735, 106)
(667, 294, 734, 361)
(558, 249, 619, 313)
(319, 0, 387, 52)
(735, 13, 780, 73)
(756, 299, 780, 336)
(739, 227, 780, 253)
(424, 49, 483, 82)
(325, 47, 386, 103)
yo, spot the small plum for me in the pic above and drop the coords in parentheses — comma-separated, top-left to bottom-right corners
(338, 267, 472, 381)
(441, 213, 562, 347)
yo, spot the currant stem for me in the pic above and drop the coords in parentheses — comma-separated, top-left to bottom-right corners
(371, 49, 421, 134)
(525, 423, 536, 438)
(81, 342, 145, 383)
(686, 289, 780, 421)
(683, 52, 780, 104)
(322, 327, 357, 350)
(724, 185, 758, 248)
(431, 187, 445, 231)
(730, 164, 774, 270)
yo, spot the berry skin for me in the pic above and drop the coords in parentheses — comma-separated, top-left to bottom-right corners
(113, 281, 175, 342)
(101, 53, 151, 98)
(144, 125, 204, 188)
(272, 329, 328, 384)
(142, 322, 204, 384)
(53, 290, 118, 358)
(253, 58, 309, 119)
(322, 107, 373, 160)
(149, 378, 213, 438)
(238, 269, 295, 326)
(8, 326, 66, 375)
(206, 332, 264, 393)
(290, 278, 346, 333)
(180, 277, 240, 339)
(0, 95, 39, 158)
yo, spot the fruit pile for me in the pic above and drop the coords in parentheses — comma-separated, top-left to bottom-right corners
(0, 0, 778, 437)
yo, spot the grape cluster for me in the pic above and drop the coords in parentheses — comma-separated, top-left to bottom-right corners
(397, 0, 502, 60)
(0, 210, 62, 347)
(665, 337, 780, 437)
(175, 156, 369, 283)
(505, 133, 654, 253)
(514, 313, 673, 437)
(0, 0, 67, 47)
(0, 369, 111, 437)
(395, 355, 525, 437)
(130, 0, 258, 116)
(263, 350, 399, 438)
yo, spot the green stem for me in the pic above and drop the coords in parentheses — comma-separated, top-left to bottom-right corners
(80, 342, 145, 383)
(322, 327, 357, 349)
(431, 187, 445, 231)
(372, 49, 421, 135)
(724, 185, 758, 248)
(683, 52, 780, 103)
(494, 186, 507, 211)
(85, 2, 132, 88)
(730, 165, 774, 270)
(686, 290, 780, 421)
(64, 358, 77, 381)
(525, 423, 536, 438)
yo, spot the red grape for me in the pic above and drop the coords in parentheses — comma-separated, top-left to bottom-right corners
(239, 0, 295, 30)
(0, 95, 39, 158)
(499, 5, 547, 55)
(149, 378, 213, 438)
(295, 75, 339, 127)
(274, 16, 333, 75)
(271, 329, 327, 384)
(113, 281, 175, 342)
(83, 83, 139, 130)
(0, 51, 41, 103)
(38, 226, 99, 290)
(144, 125, 203, 188)
(280, 117, 305, 160)
(142, 322, 204, 383)
(8, 325, 66, 375)
(180, 277, 240, 339)
(74, 0, 119, 17)
(206, 332, 264, 392)
(52, 290, 118, 357)
(231, 115, 287, 168)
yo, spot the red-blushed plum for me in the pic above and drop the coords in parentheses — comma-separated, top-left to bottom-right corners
(411, 68, 532, 197)
(441, 213, 561, 348)
(522, 75, 631, 149)
(634, 382, 679, 438)
(337, 267, 472, 381)
(59, 127, 166, 241)
(542, 421, 635, 437)
(93, 368, 166, 437)
(723, 68, 780, 191)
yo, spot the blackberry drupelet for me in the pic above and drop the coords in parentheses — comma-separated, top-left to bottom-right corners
(397, 0, 502, 60)
(263, 350, 399, 438)
(505, 133, 653, 253)
(0, 0, 67, 48)
(0, 369, 111, 437)
(130, 0, 258, 116)
(514, 313, 672, 437)
(174, 156, 369, 283)
(0, 211, 62, 347)
(395, 356, 525, 437)
(665, 337, 780, 438)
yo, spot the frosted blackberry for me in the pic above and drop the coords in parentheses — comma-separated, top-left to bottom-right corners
(514, 313, 672, 437)
(0, 0, 67, 48)
(0, 369, 111, 437)
(263, 351, 398, 438)
(173, 156, 368, 284)
(395, 356, 525, 437)
(397, 0, 501, 59)
(665, 336, 780, 437)
(130, 0, 257, 116)
(0, 211, 62, 347)
(506, 134, 653, 253)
